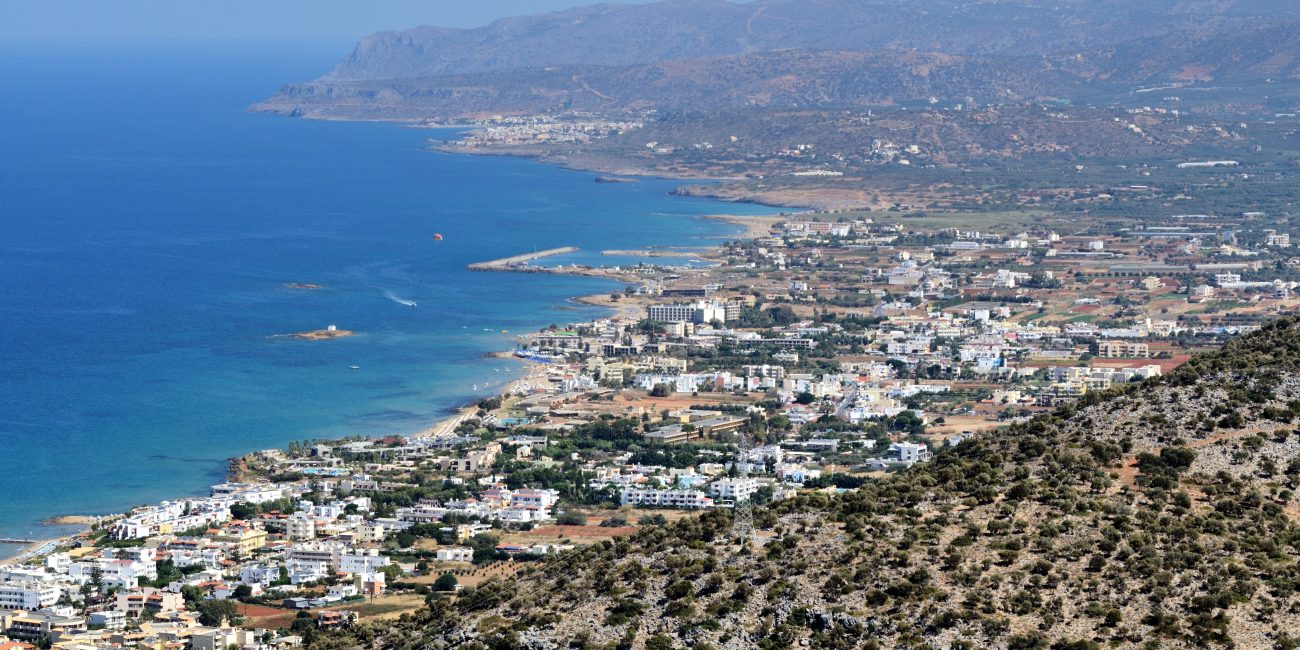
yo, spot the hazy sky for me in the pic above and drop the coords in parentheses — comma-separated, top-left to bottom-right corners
(0, 0, 656, 41)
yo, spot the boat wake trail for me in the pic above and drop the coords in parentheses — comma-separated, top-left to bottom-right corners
(383, 290, 418, 308)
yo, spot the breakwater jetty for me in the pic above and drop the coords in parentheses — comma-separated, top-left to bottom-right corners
(602, 249, 703, 258)
(468, 246, 578, 271)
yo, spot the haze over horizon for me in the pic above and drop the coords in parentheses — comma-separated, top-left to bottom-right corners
(0, 0, 658, 41)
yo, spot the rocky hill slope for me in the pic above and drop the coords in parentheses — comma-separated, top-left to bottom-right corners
(306, 317, 1300, 649)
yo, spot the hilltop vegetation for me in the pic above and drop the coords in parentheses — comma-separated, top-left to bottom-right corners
(298, 318, 1300, 648)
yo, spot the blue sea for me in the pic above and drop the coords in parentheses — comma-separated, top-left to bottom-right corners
(0, 41, 778, 554)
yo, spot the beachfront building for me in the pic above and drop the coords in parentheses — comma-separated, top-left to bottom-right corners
(111, 499, 231, 540)
(646, 301, 728, 324)
(209, 482, 290, 504)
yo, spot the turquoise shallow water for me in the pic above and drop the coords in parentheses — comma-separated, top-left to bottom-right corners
(0, 41, 779, 552)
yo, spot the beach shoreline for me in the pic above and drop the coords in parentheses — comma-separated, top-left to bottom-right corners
(0, 127, 786, 567)
(405, 207, 770, 442)
(1, 220, 771, 568)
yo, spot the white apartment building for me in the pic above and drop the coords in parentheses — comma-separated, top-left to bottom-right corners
(435, 547, 473, 563)
(0, 581, 61, 610)
(508, 488, 560, 513)
(111, 499, 230, 540)
(646, 301, 727, 324)
(710, 478, 761, 504)
(339, 549, 390, 575)
(396, 503, 447, 524)
(286, 559, 332, 585)
(286, 542, 348, 572)
(69, 557, 157, 590)
(892, 442, 931, 464)
(620, 487, 714, 509)
(742, 365, 786, 379)
(285, 515, 317, 541)
(239, 564, 281, 587)
(88, 610, 127, 630)
(210, 482, 289, 504)
(1097, 340, 1150, 359)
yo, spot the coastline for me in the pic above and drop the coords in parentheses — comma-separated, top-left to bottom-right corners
(0, 143, 784, 567)
(253, 109, 825, 210)
(405, 206, 773, 443)
(422, 141, 867, 211)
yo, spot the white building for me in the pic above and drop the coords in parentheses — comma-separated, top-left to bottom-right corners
(239, 564, 282, 587)
(0, 581, 61, 610)
(88, 610, 127, 630)
(710, 478, 761, 504)
(620, 487, 714, 509)
(69, 556, 157, 590)
(891, 442, 931, 464)
(340, 550, 390, 576)
(285, 515, 317, 541)
(435, 547, 473, 563)
(286, 542, 348, 572)
(646, 301, 727, 324)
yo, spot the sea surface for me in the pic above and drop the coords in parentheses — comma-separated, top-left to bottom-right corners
(0, 41, 779, 554)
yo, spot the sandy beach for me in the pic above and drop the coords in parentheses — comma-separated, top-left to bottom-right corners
(702, 213, 786, 239)
(409, 353, 551, 440)
(413, 208, 781, 439)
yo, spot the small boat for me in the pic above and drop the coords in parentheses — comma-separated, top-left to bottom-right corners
(384, 290, 417, 308)
(350, 365, 361, 370)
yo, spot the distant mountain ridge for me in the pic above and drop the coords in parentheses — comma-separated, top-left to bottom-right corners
(255, 22, 1300, 121)
(252, 0, 1300, 184)
(321, 0, 1295, 82)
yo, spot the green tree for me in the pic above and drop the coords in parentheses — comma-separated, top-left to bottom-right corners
(197, 599, 239, 627)
(557, 511, 587, 526)
(228, 502, 257, 521)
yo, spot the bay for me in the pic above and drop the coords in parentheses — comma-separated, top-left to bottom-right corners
(0, 40, 779, 552)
